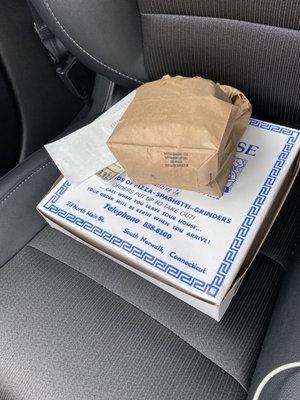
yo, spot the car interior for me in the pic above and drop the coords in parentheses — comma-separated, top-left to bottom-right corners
(0, 1, 299, 399)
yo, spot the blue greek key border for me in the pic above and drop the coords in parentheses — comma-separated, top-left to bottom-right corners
(43, 119, 299, 298)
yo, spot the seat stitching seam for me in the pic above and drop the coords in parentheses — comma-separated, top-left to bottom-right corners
(0, 160, 53, 207)
(140, 12, 300, 32)
(42, 0, 144, 84)
(27, 242, 247, 392)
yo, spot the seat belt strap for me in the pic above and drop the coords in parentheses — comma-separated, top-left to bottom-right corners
(27, 1, 94, 104)
(28, 2, 68, 63)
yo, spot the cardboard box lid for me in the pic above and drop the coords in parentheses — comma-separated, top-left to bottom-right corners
(37, 118, 300, 321)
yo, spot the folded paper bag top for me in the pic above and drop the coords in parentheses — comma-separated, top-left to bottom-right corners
(107, 75, 252, 196)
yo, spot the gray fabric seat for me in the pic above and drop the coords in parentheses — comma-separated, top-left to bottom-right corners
(1, 237, 246, 400)
(1, 0, 299, 398)
(0, 226, 280, 400)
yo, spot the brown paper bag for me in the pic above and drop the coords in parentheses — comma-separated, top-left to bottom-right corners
(107, 75, 252, 196)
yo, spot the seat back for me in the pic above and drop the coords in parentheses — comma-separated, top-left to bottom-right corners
(31, 0, 300, 125)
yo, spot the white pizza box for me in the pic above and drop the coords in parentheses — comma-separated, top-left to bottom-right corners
(38, 119, 300, 321)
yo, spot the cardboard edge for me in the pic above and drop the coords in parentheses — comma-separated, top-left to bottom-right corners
(36, 174, 64, 218)
(40, 213, 222, 320)
(223, 151, 300, 301)
(37, 199, 218, 306)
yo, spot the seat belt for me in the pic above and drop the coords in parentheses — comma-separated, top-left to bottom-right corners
(27, 1, 94, 105)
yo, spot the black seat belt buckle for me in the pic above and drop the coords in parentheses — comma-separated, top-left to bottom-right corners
(56, 56, 94, 103)
(56, 56, 86, 99)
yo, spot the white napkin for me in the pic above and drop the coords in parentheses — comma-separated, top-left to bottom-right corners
(45, 90, 136, 183)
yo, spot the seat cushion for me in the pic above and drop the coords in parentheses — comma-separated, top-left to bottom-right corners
(138, 0, 300, 126)
(0, 223, 283, 399)
(261, 174, 300, 268)
(0, 244, 247, 400)
(248, 244, 300, 399)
